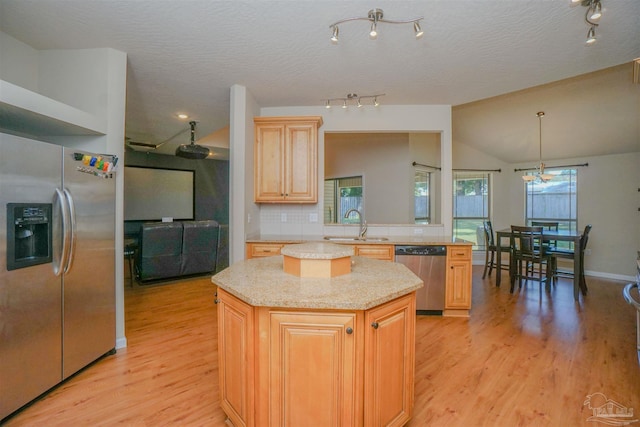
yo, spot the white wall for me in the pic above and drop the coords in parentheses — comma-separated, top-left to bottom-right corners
(325, 133, 411, 224)
(0, 32, 38, 89)
(229, 85, 261, 264)
(254, 105, 453, 237)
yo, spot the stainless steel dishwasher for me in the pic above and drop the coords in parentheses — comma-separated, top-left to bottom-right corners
(395, 245, 447, 315)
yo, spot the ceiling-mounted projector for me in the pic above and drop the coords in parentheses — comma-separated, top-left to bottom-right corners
(175, 121, 210, 159)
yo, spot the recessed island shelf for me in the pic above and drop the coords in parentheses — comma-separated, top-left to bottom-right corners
(212, 248, 423, 426)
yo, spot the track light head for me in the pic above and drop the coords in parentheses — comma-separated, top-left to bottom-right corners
(369, 22, 378, 39)
(413, 21, 424, 38)
(589, 0, 602, 20)
(586, 26, 597, 44)
(331, 26, 339, 44)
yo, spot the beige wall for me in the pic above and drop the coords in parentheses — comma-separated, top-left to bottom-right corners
(454, 140, 640, 279)
(325, 133, 411, 224)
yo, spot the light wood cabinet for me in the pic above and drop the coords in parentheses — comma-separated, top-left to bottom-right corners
(444, 245, 472, 317)
(216, 289, 254, 427)
(364, 292, 415, 427)
(254, 116, 322, 203)
(354, 244, 395, 261)
(217, 288, 416, 426)
(246, 242, 394, 261)
(245, 243, 285, 259)
(258, 310, 360, 426)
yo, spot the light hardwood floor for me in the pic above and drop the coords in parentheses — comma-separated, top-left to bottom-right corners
(3, 267, 639, 426)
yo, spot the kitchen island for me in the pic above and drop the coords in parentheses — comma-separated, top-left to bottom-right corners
(212, 246, 422, 427)
(245, 234, 474, 317)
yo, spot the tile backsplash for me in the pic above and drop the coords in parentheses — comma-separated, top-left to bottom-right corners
(259, 205, 445, 237)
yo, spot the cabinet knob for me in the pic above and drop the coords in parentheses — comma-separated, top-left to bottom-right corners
(346, 327, 353, 334)
(371, 322, 379, 329)
(214, 298, 219, 304)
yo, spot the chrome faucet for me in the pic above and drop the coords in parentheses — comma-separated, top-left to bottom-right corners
(344, 208, 367, 239)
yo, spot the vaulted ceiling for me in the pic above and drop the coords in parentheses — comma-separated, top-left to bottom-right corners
(1, 0, 639, 161)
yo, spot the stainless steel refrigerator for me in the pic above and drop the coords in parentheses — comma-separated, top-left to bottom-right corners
(0, 133, 116, 420)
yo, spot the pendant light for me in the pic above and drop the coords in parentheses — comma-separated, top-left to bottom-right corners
(522, 112, 554, 183)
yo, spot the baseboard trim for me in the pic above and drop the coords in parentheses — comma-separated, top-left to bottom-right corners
(472, 255, 635, 283)
(116, 336, 127, 349)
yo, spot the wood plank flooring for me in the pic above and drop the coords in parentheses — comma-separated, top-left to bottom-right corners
(3, 267, 639, 426)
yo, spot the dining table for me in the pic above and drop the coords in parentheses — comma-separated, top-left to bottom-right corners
(495, 228, 586, 301)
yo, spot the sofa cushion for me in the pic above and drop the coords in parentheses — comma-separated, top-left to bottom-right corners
(138, 222, 183, 280)
(181, 220, 219, 276)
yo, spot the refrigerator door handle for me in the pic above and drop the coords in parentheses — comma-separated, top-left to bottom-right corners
(53, 188, 70, 276)
(63, 188, 77, 274)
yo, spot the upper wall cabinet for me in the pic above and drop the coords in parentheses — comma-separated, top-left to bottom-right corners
(254, 116, 323, 203)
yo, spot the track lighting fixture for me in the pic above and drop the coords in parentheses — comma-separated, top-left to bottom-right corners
(329, 8, 424, 43)
(572, 0, 603, 45)
(323, 93, 386, 109)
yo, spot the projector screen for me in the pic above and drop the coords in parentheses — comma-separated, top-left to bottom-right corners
(124, 166, 194, 221)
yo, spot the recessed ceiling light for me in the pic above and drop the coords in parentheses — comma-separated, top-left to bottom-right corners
(177, 113, 189, 119)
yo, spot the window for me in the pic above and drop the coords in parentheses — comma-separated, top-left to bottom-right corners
(414, 168, 430, 224)
(525, 169, 577, 248)
(453, 172, 491, 249)
(324, 176, 363, 224)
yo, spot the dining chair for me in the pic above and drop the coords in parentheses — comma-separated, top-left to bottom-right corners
(531, 221, 559, 279)
(509, 225, 552, 294)
(546, 224, 592, 293)
(482, 220, 510, 281)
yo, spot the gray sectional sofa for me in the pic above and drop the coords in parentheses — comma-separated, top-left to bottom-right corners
(137, 220, 220, 282)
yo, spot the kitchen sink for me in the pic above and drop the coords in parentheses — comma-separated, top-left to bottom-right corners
(324, 236, 360, 242)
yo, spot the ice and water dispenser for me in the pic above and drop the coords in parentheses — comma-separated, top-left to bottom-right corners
(6, 203, 52, 270)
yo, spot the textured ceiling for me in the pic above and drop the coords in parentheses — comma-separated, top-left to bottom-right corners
(0, 0, 639, 161)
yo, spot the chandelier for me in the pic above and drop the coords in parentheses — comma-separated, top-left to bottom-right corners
(329, 8, 423, 44)
(522, 112, 554, 183)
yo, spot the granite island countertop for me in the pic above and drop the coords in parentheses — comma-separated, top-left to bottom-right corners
(211, 254, 423, 310)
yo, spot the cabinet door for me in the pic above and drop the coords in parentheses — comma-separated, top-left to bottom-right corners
(284, 123, 317, 202)
(445, 259, 472, 309)
(217, 289, 254, 427)
(364, 293, 415, 427)
(263, 310, 359, 427)
(255, 123, 285, 201)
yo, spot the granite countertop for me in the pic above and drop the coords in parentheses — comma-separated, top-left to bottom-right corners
(211, 255, 423, 310)
(281, 242, 354, 259)
(246, 233, 471, 246)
